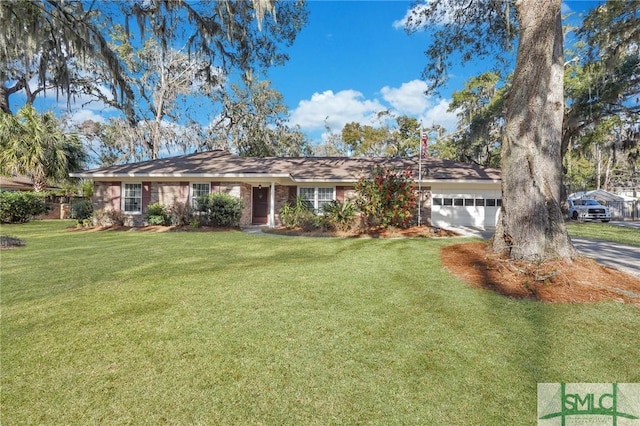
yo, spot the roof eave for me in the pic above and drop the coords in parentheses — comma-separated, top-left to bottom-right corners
(70, 172, 292, 179)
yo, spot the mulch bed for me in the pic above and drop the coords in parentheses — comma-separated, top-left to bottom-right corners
(441, 241, 640, 306)
(0, 235, 26, 250)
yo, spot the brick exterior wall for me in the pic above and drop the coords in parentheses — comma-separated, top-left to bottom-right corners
(92, 181, 116, 212)
(156, 182, 188, 205)
(274, 185, 295, 226)
(89, 181, 435, 227)
(40, 202, 70, 220)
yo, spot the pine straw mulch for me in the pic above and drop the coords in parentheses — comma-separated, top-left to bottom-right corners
(441, 241, 640, 306)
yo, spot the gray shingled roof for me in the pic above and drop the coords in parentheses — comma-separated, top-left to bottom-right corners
(71, 150, 501, 181)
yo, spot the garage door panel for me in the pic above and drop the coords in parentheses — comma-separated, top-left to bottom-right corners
(431, 191, 501, 228)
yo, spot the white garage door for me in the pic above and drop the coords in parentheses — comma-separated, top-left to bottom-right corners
(431, 192, 501, 229)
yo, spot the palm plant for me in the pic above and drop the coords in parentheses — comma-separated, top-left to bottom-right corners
(0, 105, 85, 191)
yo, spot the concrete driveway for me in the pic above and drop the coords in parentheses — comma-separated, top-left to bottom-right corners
(609, 220, 640, 230)
(453, 224, 640, 277)
(570, 238, 640, 277)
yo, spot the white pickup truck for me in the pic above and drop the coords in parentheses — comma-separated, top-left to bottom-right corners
(568, 198, 611, 222)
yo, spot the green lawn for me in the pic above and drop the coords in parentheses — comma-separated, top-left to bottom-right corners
(566, 221, 640, 247)
(1, 221, 639, 425)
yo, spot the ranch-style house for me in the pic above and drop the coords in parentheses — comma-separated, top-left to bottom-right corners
(70, 150, 501, 229)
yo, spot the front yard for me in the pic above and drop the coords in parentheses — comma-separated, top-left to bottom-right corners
(1, 221, 639, 424)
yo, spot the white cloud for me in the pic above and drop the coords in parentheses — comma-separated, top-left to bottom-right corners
(379, 79, 458, 131)
(289, 89, 386, 132)
(393, 1, 454, 30)
(421, 99, 458, 131)
(66, 109, 108, 125)
(380, 80, 431, 115)
(289, 81, 459, 141)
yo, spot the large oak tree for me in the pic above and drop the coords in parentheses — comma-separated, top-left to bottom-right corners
(407, 0, 576, 261)
(1, 0, 308, 144)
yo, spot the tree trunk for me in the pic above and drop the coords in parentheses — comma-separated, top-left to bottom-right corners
(32, 174, 48, 192)
(493, 0, 576, 261)
(0, 86, 11, 114)
(595, 145, 602, 189)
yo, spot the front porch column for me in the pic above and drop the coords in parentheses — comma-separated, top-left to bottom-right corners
(268, 181, 276, 228)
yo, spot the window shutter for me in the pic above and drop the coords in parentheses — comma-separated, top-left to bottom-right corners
(180, 182, 189, 203)
(288, 186, 297, 202)
(110, 182, 121, 210)
(142, 182, 151, 212)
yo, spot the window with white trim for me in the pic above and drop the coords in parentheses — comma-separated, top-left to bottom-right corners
(191, 183, 210, 207)
(122, 183, 142, 213)
(299, 187, 335, 212)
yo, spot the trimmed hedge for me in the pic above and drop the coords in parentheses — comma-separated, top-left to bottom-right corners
(196, 193, 243, 227)
(0, 191, 50, 223)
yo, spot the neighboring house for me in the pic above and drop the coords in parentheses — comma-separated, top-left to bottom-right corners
(0, 175, 62, 192)
(70, 150, 502, 229)
(0, 175, 36, 191)
(0, 175, 69, 219)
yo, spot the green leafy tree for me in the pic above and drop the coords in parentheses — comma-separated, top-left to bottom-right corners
(205, 80, 312, 157)
(392, 115, 423, 157)
(0, 105, 85, 191)
(355, 167, 417, 229)
(440, 3, 638, 198)
(447, 72, 506, 168)
(341, 115, 423, 158)
(313, 122, 350, 157)
(1, 0, 308, 122)
(102, 33, 218, 160)
(562, 1, 639, 195)
(0, 0, 133, 115)
(342, 122, 389, 157)
(2, 0, 309, 163)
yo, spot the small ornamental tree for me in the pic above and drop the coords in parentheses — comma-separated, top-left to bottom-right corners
(355, 166, 417, 228)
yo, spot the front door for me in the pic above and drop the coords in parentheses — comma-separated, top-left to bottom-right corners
(252, 186, 269, 224)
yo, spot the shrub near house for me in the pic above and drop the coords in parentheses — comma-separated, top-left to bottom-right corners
(279, 166, 417, 232)
(145, 202, 171, 226)
(195, 193, 244, 227)
(355, 166, 417, 228)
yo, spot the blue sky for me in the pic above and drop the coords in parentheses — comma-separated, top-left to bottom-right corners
(262, 0, 601, 142)
(25, 0, 602, 147)
(267, 0, 466, 140)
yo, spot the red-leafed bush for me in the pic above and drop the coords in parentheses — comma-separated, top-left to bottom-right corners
(355, 166, 417, 228)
